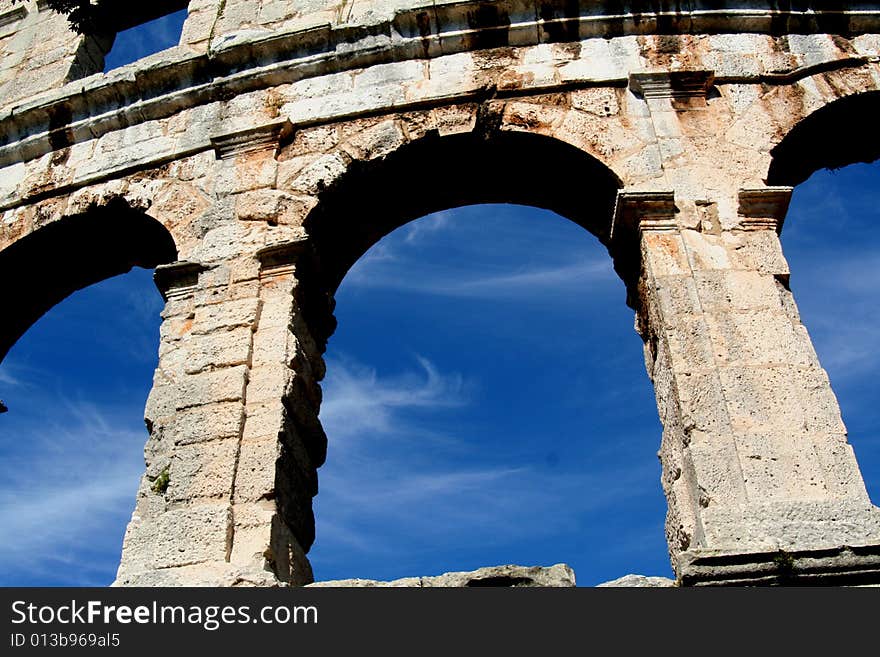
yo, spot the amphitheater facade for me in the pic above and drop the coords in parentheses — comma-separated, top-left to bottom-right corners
(2, 1, 880, 585)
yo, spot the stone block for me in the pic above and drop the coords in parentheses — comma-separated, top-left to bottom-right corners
(183, 326, 253, 374)
(251, 324, 294, 367)
(144, 377, 181, 423)
(699, 500, 880, 553)
(725, 230, 790, 276)
(242, 402, 285, 442)
(719, 365, 846, 434)
(680, 230, 734, 271)
(662, 314, 717, 373)
(642, 232, 691, 278)
(172, 402, 246, 446)
(702, 309, 818, 368)
(246, 364, 290, 406)
(120, 503, 231, 570)
(733, 432, 828, 503)
(215, 154, 278, 194)
(177, 365, 249, 410)
(687, 438, 747, 508)
(672, 370, 731, 436)
(233, 436, 282, 503)
(309, 564, 576, 588)
(693, 270, 781, 312)
(649, 275, 703, 320)
(255, 292, 295, 329)
(234, 189, 313, 225)
(167, 438, 239, 502)
(192, 297, 261, 334)
(285, 152, 350, 195)
(340, 119, 407, 161)
(811, 434, 872, 502)
(229, 505, 313, 585)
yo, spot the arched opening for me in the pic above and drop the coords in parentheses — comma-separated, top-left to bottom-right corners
(0, 198, 177, 362)
(304, 130, 621, 296)
(303, 131, 670, 584)
(768, 93, 880, 504)
(767, 91, 880, 188)
(0, 201, 176, 585)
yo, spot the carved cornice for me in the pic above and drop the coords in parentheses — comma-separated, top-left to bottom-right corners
(611, 191, 678, 242)
(2, 1, 880, 179)
(210, 119, 293, 159)
(738, 187, 793, 232)
(0, 6, 26, 29)
(153, 260, 206, 300)
(609, 191, 677, 305)
(629, 70, 715, 101)
(257, 238, 311, 278)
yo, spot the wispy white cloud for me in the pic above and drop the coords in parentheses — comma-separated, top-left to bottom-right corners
(0, 399, 146, 586)
(320, 355, 470, 444)
(341, 204, 617, 300)
(313, 355, 660, 576)
(788, 250, 880, 379)
(0, 366, 20, 388)
(403, 211, 453, 244)
(345, 257, 614, 298)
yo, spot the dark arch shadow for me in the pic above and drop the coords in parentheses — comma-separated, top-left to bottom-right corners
(0, 198, 177, 363)
(767, 90, 880, 187)
(304, 130, 622, 295)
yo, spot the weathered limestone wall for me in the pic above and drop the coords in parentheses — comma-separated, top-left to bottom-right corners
(0, 0, 110, 105)
(2, 1, 880, 586)
(618, 192, 880, 584)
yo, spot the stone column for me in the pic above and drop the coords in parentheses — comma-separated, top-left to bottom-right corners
(613, 189, 880, 585)
(227, 240, 329, 586)
(115, 242, 327, 586)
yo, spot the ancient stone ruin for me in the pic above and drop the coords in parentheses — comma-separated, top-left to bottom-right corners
(2, 1, 880, 586)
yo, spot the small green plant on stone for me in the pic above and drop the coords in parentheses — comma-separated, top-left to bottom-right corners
(151, 467, 170, 495)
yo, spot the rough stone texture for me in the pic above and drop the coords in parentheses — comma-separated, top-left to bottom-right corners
(308, 564, 576, 588)
(2, 1, 880, 586)
(597, 575, 677, 588)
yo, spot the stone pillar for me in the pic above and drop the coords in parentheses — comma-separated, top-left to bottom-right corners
(115, 242, 327, 586)
(613, 189, 880, 585)
(227, 240, 329, 586)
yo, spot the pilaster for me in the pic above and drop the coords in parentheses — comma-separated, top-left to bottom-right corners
(614, 187, 880, 585)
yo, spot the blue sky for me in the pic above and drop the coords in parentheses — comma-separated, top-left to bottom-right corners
(0, 11, 878, 587)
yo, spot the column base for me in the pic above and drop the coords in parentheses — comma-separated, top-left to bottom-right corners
(677, 544, 880, 586)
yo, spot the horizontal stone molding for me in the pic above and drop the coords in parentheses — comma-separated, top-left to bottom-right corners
(0, 6, 26, 30)
(257, 239, 311, 278)
(210, 120, 294, 160)
(154, 260, 207, 300)
(609, 190, 677, 305)
(738, 187, 794, 232)
(679, 544, 880, 586)
(611, 191, 678, 243)
(629, 70, 715, 101)
(0, 2, 879, 181)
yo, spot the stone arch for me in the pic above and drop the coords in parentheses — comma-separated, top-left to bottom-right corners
(767, 90, 880, 187)
(293, 127, 638, 573)
(303, 129, 623, 297)
(0, 197, 178, 362)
